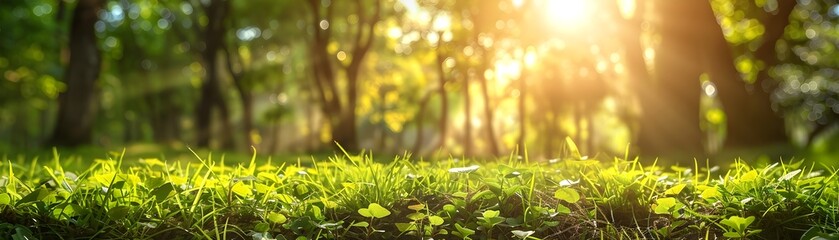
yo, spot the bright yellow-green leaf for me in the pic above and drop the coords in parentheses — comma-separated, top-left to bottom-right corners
(139, 158, 165, 167)
(557, 204, 571, 214)
(231, 181, 253, 197)
(169, 176, 188, 186)
(407, 212, 426, 221)
(366, 203, 391, 218)
(396, 222, 417, 232)
(358, 208, 372, 218)
(407, 204, 425, 211)
(700, 187, 721, 199)
(554, 188, 580, 203)
(254, 183, 273, 194)
(740, 170, 758, 182)
(0, 193, 12, 205)
(429, 216, 444, 226)
(275, 194, 295, 204)
(257, 172, 281, 183)
(482, 210, 500, 219)
(267, 212, 287, 224)
(653, 197, 682, 215)
(665, 184, 686, 195)
(351, 221, 369, 227)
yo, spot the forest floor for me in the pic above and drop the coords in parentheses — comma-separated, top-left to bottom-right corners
(0, 140, 837, 239)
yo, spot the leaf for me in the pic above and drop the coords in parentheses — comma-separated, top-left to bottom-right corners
(554, 188, 580, 203)
(454, 223, 475, 237)
(443, 204, 457, 212)
(407, 204, 425, 211)
(231, 181, 253, 197)
(11, 226, 35, 240)
(257, 172, 281, 183)
(511, 230, 535, 239)
(556, 204, 571, 214)
(653, 197, 682, 215)
(395, 222, 417, 232)
(740, 170, 759, 182)
(275, 194, 296, 204)
(17, 188, 49, 205)
(407, 212, 426, 221)
(367, 203, 391, 218)
(778, 169, 802, 182)
(428, 216, 444, 226)
(801, 226, 839, 240)
(254, 222, 270, 232)
(139, 158, 165, 167)
(699, 187, 721, 200)
(565, 137, 582, 160)
(0, 193, 12, 205)
(482, 210, 500, 219)
(720, 216, 755, 232)
(108, 206, 131, 220)
(452, 192, 468, 198)
(470, 189, 495, 202)
(150, 183, 174, 203)
(267, 212, 287, 224)
(664, 184, 686, 195)
(351, 221, 369, 227)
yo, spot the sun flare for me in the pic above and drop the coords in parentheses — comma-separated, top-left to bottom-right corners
(544, 0, 593, 30)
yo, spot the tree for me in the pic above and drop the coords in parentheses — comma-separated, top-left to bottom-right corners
(306, 0, 382, 152)
(707, 0, 794, 149)
(169, 0, 236, 148)
(49, 0, 103, 147)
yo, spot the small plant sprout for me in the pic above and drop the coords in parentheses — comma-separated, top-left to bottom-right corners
(357, 203, 392, 236)
(554, 187, 581, 214)
(477, 210, 506, 236)
(720, 216, 760, 239)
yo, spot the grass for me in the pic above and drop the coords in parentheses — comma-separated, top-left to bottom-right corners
(0, 140, 837, 239)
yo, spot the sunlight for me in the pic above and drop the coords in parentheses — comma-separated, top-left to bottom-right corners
(543, 0, 593, 31)
(495, 58, 522, 86)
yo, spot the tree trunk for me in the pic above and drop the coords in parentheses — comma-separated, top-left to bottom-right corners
(435, 48, 449, 150)
(478, 60, 501, 156)
(49, 0, 102, 147)
(225, 42, 255, 150)
(333, 66, 361, 151)
(240, 93, 254, 148)
(463, 72, 473, 156)
(195, 0, 233, 149)
(715, 0, 795, 147)
(412, 91, 433, 154)
(637, 0, 706, 155)
(517, 68, 527, 152)
(696, 1, 795, 147)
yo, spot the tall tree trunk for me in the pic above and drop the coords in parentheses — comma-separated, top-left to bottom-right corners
(49, 0, 102, 147)
(435, 48, 449, 150)
(333, 66, 361, 151)
(412, 91, 434, 154)
(637, 0, 706, 155)
(715, 0, 795, 147)
(225, 42, 255, 149)
(463, 73, 473, 156)
(517, 67, 527, 152)
(195, 0, 233, 149)
(239, 92, 254, 148)
(478, 59, 501, 156)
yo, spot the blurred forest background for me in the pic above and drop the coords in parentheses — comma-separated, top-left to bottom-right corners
(1, 0, 838, 161)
